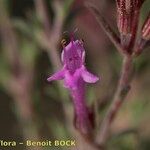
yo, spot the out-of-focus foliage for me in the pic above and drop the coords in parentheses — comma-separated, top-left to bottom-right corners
(0, 0, 150, 150)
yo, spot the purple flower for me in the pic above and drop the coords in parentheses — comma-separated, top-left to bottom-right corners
(47, 36, 99, 136)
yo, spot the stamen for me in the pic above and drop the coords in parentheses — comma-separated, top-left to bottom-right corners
(80, 39, 84, 45)
(61, 39, 67, 47)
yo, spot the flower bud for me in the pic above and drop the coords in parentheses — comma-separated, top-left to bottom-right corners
(134, 12, 150, 56)
(142, 12, 150, 40)
(116, 0, 144, 49)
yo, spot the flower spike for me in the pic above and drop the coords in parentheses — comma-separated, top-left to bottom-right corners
(47, 34, 99, 137)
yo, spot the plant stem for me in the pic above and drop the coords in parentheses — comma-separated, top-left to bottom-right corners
(96, 55, 133, 145)
(86, 2, 128, 56)
(0, 1, 41, 149)
(35, 0, 62, 70)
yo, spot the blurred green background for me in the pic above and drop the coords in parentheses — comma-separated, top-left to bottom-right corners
(0, 0, 150, 150)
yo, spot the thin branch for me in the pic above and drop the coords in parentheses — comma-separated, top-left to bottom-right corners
(34, 0, 63, 70)
(35, 0, 52, 37)
(133, 39, 150, 56)
(0, 1, 41, 149)
(86, 2, 135, 146)
(0, 0, 21, 75)
(96, 55, 133, 145)
(86, 2, 129, 56)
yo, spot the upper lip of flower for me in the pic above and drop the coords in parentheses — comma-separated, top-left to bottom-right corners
(47, 37, 99, 89)
(62, 40, 84, 73)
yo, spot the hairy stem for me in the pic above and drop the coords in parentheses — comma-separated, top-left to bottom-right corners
(96, 56, 133, 145)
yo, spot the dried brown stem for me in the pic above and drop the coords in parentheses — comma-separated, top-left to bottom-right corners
(96, 56, 133, 145)
(86, 2, 129, 56)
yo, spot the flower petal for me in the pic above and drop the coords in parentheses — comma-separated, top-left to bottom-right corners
(64, 70, 79, 90)
(81, 66, 99, 83)
(47, 68, 66, 82)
